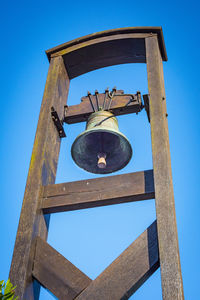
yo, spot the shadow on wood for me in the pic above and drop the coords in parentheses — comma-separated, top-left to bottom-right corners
(42, 170, 155, 214)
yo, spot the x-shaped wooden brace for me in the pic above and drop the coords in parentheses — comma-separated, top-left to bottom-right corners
(32, 170, 159, 299)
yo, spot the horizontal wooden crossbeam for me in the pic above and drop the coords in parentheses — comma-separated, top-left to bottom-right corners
(32, 237, 91, 300)
(76, 221, 159, 299)
(64, 90, 142, 124)
(42, 170, 154, 214)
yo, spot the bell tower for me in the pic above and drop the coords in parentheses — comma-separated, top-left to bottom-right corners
(9, 27, 184, 299)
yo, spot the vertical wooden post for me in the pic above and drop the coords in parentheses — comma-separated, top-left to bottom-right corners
(9, 56, 69, 299)
(145, 35, 184, 299)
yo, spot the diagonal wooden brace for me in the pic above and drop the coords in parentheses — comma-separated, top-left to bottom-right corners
(75, 220, 159, 300)
(32, 238, 92, 300)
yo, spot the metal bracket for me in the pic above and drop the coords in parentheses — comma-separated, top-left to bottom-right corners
(51, 107, 66, 138)
(143, 94, 150, 122)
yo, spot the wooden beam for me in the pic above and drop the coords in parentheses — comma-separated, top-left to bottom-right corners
(76, 221, 159, 300)
(32, 238, 91, 300)
(50, 33, 153, 58)
(46, 27, 167, 78)
(45, 28, 167, 79)
(42, 170, 154, 214)
(64, 91, 142, 124)
(9, 56, 70, 299)
(146, 36, 184, 299)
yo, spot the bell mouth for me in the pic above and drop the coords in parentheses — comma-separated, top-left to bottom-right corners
(71, 128, 132, 174)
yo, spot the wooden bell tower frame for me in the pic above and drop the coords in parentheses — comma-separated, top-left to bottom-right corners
(9, 27, 184, 299)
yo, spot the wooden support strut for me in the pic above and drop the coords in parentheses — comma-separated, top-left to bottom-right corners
(32, 238, 92, 300)
(76, 220, 159, 300)
(145, 35, 184, 299)
(42, 170, 155, 214)
(9, 56, 70, 299)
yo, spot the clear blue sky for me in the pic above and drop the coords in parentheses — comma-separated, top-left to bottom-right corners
(0, 0, 200, 299)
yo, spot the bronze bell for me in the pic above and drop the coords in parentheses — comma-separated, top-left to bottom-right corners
(71, 110, 132, 174)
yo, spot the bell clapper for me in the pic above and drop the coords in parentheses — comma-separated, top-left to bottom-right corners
(97, 153, 107, 169)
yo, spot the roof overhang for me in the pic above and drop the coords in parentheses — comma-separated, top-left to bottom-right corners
(46, 27, 167, 79)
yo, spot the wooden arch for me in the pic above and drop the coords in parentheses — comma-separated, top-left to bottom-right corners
(46, 27, 167, 79)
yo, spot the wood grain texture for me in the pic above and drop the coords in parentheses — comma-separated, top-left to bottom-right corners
(76, 221, 159, 300)
(33, 238, 91, 300)
(9, 56, 70, 300)
(42, 170, 155, 214)
(146, 36, 184, 299)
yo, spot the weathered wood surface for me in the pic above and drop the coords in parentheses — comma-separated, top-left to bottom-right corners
(42, 170, 155, 214)
(146, 35, 184, 299)
(51, 33, 152, 58)
(46, 28, 167, 62)
(9, 56, 70, 300)
(64, 91, 142, 124)
(46, 27, 167, 79)
(33, 238, 91, 300)
(57, 36, 146, 79)
(76, 221, 159, 300)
